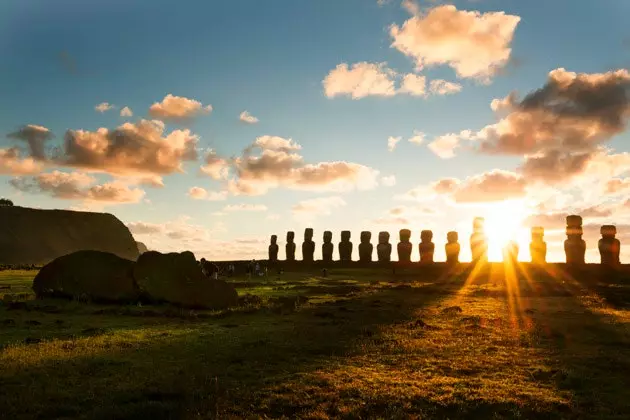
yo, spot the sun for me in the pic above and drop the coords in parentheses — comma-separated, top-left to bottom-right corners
(482, 200, 531, 262)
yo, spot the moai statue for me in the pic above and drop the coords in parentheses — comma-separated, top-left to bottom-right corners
(503, 240, 519, 264)
(302, 228, 315, 263)
(285, 231, 296, 262)
(268, 235, 279, 262)
(397, 229, 412, 263)
(419, 230, 435, 263)
(470, 217, 488, 264)
(599, 225, 620, 267)
(530, 227, 547, 264)
(322, 231, 334, 263)
(445, 231, 460, 264)
(339, 231, 353, 262)
(358, 231, 373, 263)
(377, 231, 392, 262)
(565, 215, 586, 265)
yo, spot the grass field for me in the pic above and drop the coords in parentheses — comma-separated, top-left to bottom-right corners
(2, 264, 630, 419)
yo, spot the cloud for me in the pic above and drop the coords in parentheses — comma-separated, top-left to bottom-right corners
(429, 79, 462, 95)
(381, 175, 397, 187)
(215, 136, 380, 196)
(399, 73, 427, 96)
(239, 111, 259, 124)
(127, 221, 164, 235)
(9, 170, 145, 203)
(61, 119, 199, 176)
(388, 136, 401, 152)
(200, 150, 230, 180)
(323, 62, 397, 99)
(292, 196, 346, 218)
(0, 148, 43, 175)
(120, 107, 133, 117)
(606, 178, 630, 194)
(187, 186, 228, 201)
(432, 169, 527, 203)
(95, 102, 114, 113)
(7, 124, 54, 160)
(408, 131, 426, 145)
(148, 94, 212, 121)
(372, 216, 411, 226)
(223, 203, 268, 212)
(427, 130, 472, 159)
(390, 5, 521, 81)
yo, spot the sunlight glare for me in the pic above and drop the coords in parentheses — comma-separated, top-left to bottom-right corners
(483, 200, 531, 262)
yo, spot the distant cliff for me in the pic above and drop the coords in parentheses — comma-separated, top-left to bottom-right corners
(0, 206, 139, 264)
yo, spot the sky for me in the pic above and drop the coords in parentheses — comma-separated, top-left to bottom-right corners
(1, 0, 630, 262)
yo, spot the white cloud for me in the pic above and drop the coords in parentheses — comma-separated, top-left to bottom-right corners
(323, 62, 397, 99)
(187, 186, 228, 201)
(399, 73, 427, 96)
(427, 130, 472, 159)
(388, 136, 402, 152)
(239, 111, 259, 124)
(429, 79, 463, 95)
(408, 131, 426, 145)
(149, 94, 212, 120)
(120, 106, 133, 117)
(223, 203, 268, 212)
(381, 175, 397, 187)
(95, 102, 114, 113)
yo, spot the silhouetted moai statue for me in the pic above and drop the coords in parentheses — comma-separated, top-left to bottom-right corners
(358, 231, 373, 263)
(470, 217, 488, 264)
(503, 240, 519, 263)
(377, 231, 392, 263)
(322, 231, 334, 263)
(530, 227, 547, 264)
(565, 215, 586, 265)
(398, 229, 412, 263)
(302, 228, 315, 263)
(419, 230, 435, 263)
(339, 231, 353, 262)
(268, 235, 279, 262)
(445, 231, 460, 264)
(599, 225, 620, 266)
(285, 231, 296, 262)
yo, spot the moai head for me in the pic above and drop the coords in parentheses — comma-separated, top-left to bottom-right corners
(473, 217, 485, 232)
(270, 235, 277, 245)
(304, 228, 314, 241)
(323, 231, 333, 243)
(421, 230, 433, 243)
(567, 226, 584, 239)
(601, 225, 617, 238)
(379, 231, 390, 244)
(287, 231, 295, 243)
(531, 226, 544, 241)
(360, 231, 371, 243)
(566, 215, 583, 227)
(447, 231, 458, 243)
(399, 229, 411, 242)
(341, 230, 351, 242)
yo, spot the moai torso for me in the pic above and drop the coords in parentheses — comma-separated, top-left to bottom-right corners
(358, 231, 373, 263)
(322, 231, 334, 263)
(503, 241, 519, 263)
(285, 231, 296, 262)
(565, 215, 585, 265)
(268, 235, 279, 262)
(419, 230, 435, 263)
(599, 225, 620, 266)
(470, 217, 488, 263)
(339, 231, 353, 262)
(302, 228, 315, 262)
(530, 227, 547, 264)
(397, 229, 412, 263)
(377, 231, 392, 262)
(445, 231, 460, 264)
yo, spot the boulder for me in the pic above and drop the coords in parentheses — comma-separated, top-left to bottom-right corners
(136, 241, 149, 254)
(133, 251, 238, 309)
(32, 250, 139, 302)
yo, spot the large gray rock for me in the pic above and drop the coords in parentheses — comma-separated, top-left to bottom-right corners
(133, 251, 238, 309)
(32, 250, 139, 302)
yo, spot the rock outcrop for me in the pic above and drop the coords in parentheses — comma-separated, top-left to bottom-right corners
(0, 206, 139, 265)
(32, 250, 139, 302)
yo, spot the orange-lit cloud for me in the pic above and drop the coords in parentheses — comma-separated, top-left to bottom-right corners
(7, 124, 54, 160)
(323, 62, 397, 99)
(0, 148, 43, 175)
(187, 186, 228, 201)
(390, 5, 521, 81)
(433, 169, 527, 203)
(148, 94, 212, 121)
(239, 111, 259, 124)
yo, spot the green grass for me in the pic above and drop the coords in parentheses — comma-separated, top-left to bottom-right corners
(2, 265, 630, 419)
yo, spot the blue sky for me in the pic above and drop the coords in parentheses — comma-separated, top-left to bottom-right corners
(1, 0, 630, 262)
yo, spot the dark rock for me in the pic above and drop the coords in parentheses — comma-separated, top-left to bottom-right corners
(445, 231, 460, 264)
(599, 225, 620, 266)
(377, 231, 392, 263)
(441, 306, 463, 314)
(1, 319, 16, 326)
(397, 229, 412, 263)
(339, 231, 353, 262)
(302, 228, 315, 263)
(32, 250, 139, 303)
(24, 337, 42, 345)
(565, 216, 585, 265)
(358, 231, 373, 263)
(419, 230, 435, 263)
(133, 251, 238, 309)
(268, 235, 279, 262)
(25, 320, 42, 326)
(285, 231, 296, 262)
(322, 231, 334, 263)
